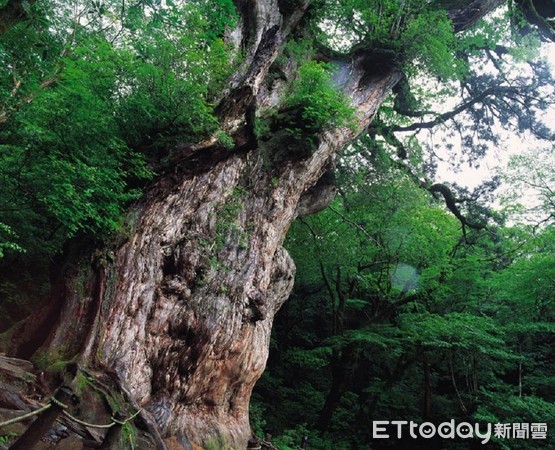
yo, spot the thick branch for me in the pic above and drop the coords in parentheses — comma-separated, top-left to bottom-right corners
(447, 0, 505, 32)
(515, 0, 555, 41)
(0, 75, 60, 126)
(358, 147, 486, 232)
(392, 86, 520, 132)
(429, 183, 485, 230)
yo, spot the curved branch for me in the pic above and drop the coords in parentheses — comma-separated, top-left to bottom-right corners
(515, 0, 555, 42)
(429, 183, 485, 230)
(447, 0, 505, 32)
(392, 86, 520, 132)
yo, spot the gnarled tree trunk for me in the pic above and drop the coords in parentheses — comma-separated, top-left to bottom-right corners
(13, 0, 504, 448)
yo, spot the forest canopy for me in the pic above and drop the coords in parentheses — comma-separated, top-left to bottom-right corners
(0, 0, 553, 258)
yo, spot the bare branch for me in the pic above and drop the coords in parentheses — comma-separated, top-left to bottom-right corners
(392, 86, 521, 133)
(429, 183, 485, 230)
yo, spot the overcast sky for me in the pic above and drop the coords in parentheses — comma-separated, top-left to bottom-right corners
(433, 43, 555, 191)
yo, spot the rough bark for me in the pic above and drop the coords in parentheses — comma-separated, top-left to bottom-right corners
(12, 0, 505, 448)
(41, 75, 397, 448)
(447, 0, 506, 32)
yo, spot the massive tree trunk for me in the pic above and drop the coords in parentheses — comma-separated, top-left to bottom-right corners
(10, 0, 504, 448)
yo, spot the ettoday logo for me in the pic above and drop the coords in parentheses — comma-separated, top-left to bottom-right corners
(373, 421, 548, 443)
(373, 421, 490, 444)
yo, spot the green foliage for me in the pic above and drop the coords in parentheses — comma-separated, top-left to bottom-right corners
(0, 223, 22, 257)
(121, 421, 138, 449)
(249, 400, 267, 439)
(215, 129, 235, 149)
(284, 39, 315, 63)
(284, 61, 355, 133)
(271, 424, 311, 450)
(275, 38, 315, 67)
(1, 2, 554, 449)
(254, 60, 355, 168)
(204, 435, 232, 450)
(0, 0, 238, 258)
(312, 0, 463, 79)
(0, 433, 17, 445)
(401, 7, 463, 79)
(254, 137, 555, 449)
(284, 346, 332, 370)
(501, 145, 555, 225)
(474, 393, 555, 449)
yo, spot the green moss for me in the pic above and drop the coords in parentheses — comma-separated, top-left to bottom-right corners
(73, 371, 95, 396)
(214, 186, 250, 254)
(70, 263, 93, 302)
(44, 359, 76, 374)
(68, 369, 141, 450)
(204, 435, 232, 450)
(31, 344, 76, 375)
(120, 421, 138, 449)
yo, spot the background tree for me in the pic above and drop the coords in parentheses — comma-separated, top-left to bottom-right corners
(254, 144, 555, 449)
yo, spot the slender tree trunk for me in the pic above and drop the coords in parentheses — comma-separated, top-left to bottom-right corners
(518, 360, 523, 398)
(422, 353, 432, 420)
(316, 346, 350, 432)
(10, 0, 505, 447)
(449, 349, 468, 416)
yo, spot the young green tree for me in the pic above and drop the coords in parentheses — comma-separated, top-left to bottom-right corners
(255, 141, 555, 449)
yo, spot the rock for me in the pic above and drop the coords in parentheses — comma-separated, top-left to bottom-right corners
(0, 355, 36, 382)
(56, 435, 85, 450)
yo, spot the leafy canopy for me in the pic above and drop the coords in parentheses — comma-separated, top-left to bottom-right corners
(312, 0, 463, 79)
(285, 60, 355, 132)
(0, 0, 238, 257)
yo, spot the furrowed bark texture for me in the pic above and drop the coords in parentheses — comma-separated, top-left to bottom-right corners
(23, 0, 502, 447)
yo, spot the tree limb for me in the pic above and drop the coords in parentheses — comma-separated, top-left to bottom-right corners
(515, 0, 555, 41)
(392, 86, 521, 133)
(429, 183, 485, 230)
(447, 0, 505, 32)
